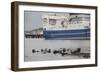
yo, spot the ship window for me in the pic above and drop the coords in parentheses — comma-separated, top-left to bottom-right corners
(43, 18, 47, 24)
(61, 21, 64, 27)
(84, 26, 89, 29)
(49, 19, 56, 25)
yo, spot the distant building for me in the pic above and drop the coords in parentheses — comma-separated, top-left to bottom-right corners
(30, 28, 43, 35)
(25, 28, 44, 38)
(25, 28, 43, 35)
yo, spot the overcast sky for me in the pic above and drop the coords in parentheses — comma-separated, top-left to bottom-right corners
(24, 11, 43, 31)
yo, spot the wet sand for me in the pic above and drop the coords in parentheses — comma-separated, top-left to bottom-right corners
(24, 38, 90, 62)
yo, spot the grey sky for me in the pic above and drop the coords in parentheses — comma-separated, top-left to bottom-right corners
(24, 11, 43, 31)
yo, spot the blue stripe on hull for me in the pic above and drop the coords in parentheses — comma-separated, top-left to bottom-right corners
(45, 37, 90, 40)
(43, 29, 90, 40)
(44, 29, 90, 34)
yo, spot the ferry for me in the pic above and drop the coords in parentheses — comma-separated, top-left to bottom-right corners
(42, 13, 90, 40)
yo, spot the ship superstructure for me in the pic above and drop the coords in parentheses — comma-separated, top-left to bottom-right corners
(42, 13, 90, 40)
